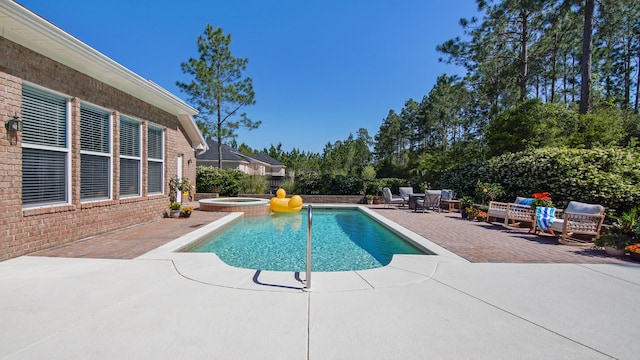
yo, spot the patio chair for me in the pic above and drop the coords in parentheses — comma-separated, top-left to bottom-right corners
(399, 187, 414, 206)
(415, 190, 442, 213)
(382, 187, 405, 208)
(538, 201, 605, 246)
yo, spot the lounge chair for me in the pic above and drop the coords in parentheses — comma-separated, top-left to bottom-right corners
(537, 201, 605, 245)
(399, 187, 414, 206)
(382, 187, 405, 208)
(415, 190, 442, 213)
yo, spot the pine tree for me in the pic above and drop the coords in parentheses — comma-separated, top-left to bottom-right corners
(177, 25, 260, 168)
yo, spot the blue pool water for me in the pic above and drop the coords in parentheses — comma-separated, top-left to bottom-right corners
(186, 208, 428, 272)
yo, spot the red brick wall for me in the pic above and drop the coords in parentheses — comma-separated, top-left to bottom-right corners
(0, 37, 198, 260)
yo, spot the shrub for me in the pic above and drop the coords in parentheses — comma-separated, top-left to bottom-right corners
(378, 178, 410, 194)
(441, 159, 485, 199)
(442, 147, 640, 214)
(244, 175, 268, 194)
(296, 172, 327, 195)
(483, 147, 640, 212)
(279, 178, 297, 194)
(195, 166, 248, 196)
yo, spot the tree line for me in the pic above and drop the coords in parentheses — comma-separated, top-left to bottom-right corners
(183, 1, 640, 193)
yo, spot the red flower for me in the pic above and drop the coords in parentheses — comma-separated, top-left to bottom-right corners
(532, 192, 552, 201)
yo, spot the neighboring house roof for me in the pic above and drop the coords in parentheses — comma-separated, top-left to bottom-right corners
(198, 140, 246, 162)
(0, 1, 208, 154)
(197, 140, 285, 168)
(248, 153, 284, 167)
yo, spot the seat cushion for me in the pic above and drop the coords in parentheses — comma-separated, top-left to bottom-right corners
(488, 209, 506, 218)
(549, 219, 565, 232)
(565, 201, 604, 215)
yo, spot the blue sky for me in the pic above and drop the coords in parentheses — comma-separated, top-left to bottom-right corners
(18, 0, 478, 153)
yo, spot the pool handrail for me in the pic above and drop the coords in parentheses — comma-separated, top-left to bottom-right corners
(305, 205, 312, 291)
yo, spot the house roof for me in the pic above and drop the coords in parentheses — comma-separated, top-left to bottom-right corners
(197, 139, 284, 167)
(198, 140, 247, 162)
(0, 1, 208, 153)
(248, 153, 284, 167)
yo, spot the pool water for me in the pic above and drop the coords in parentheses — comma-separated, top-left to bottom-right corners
(186, 208, 427, 272)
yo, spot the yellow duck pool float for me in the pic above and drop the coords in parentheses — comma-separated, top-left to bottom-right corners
(269, 188, 303, 213)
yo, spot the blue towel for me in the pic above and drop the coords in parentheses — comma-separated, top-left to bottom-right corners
(536, 207, 556, 231)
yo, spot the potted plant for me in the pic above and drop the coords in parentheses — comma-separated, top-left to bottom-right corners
(459, 196, 474, 219)
(420, 182, 430, 192)
(530, 192, 555, 213)
(473, 204, 488, 221)
(180, 205, 193, 218)
(595, 207, 640, 256)
(594, 233, 633, 256)
(169, 176, 192, 203)
(625, 243, 640, 261)
(365, 194, 375, 205)
(169, 201, 181, 218)
(475, 181, 504, 205)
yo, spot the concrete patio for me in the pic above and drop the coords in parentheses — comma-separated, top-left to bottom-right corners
(1, 206, 639, 359)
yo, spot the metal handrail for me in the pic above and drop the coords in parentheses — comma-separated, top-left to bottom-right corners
(305, 205, 312, 291)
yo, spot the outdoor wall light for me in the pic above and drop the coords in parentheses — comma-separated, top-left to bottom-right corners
(5, 112, 23, 132)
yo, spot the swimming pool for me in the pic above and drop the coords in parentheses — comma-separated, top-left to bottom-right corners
(185, 208, 431, 272)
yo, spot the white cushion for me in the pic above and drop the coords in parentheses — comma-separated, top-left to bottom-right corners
(549, 219, 564, 232)
(488, 209, 506, 217)
(565, 201, 603, 215)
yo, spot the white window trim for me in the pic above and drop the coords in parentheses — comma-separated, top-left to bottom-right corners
(119, 116, 142, 198)
(21, 96, 72, 210)
(80, 105, 113, 203)
(147, 126, 165, 195)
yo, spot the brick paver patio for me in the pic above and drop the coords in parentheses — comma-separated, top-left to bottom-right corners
(32, 204, 636, 264)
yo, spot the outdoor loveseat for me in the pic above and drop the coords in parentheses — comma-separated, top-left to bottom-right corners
(487, 197, 535, 226)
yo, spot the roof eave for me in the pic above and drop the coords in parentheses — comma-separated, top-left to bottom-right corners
(1, 1, 207, 153)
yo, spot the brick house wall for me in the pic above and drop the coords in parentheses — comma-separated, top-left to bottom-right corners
(0, 37, 198, 261)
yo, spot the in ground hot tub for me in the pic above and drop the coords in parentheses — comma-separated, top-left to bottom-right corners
(199, 197, 270, 216)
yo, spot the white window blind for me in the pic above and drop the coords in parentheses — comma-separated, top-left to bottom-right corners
(21, 86, 67, 147)
(80, 104, 111, 201)
(21, 85, 69, 207)
(147, 126, 164, 194)
(119, 117, 141, 197)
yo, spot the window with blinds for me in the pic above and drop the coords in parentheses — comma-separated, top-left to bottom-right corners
(21, 85, 69, 207)
(147, 126, 164, 194)
(119, 117, 141, 197)
(80, 104, 111, 201)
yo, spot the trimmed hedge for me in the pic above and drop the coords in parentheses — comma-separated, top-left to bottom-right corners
(442, 147, 640, 214)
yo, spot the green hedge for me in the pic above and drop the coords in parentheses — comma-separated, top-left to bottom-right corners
(294, 173, 408, 195)
(196, 166, 248, 196)
(442, 147, 640, 214)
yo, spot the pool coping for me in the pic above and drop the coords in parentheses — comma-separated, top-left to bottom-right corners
(137, 204, 468, 292)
